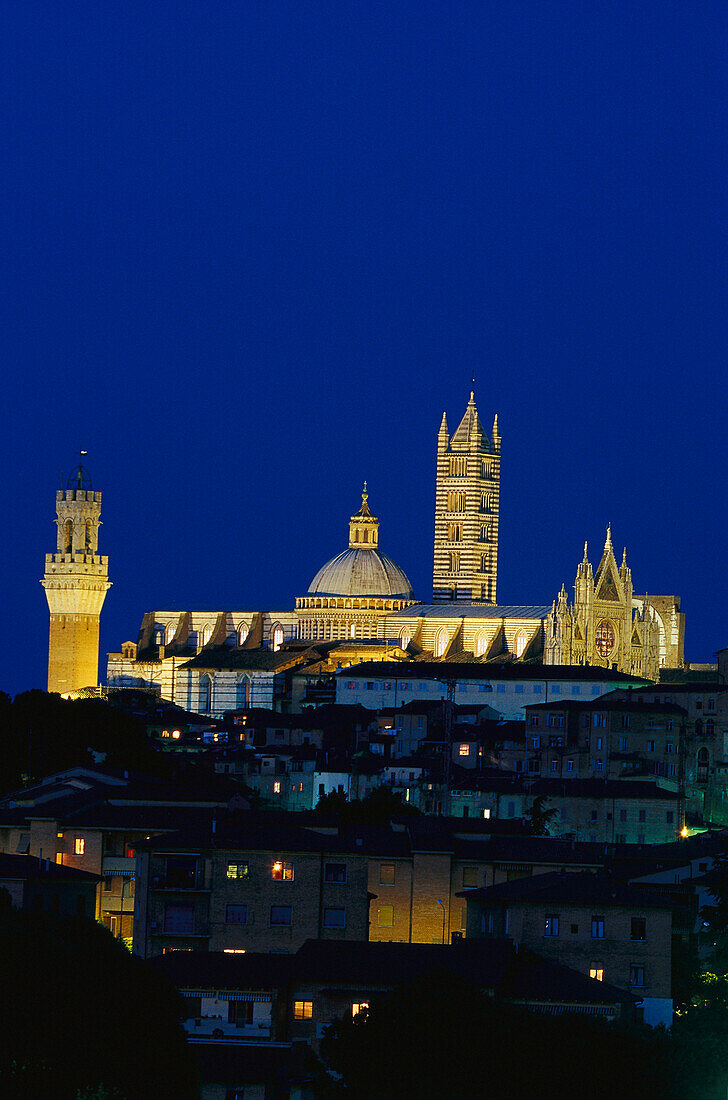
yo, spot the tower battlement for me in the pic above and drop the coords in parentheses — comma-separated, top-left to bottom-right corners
(42, 463, 111, 694)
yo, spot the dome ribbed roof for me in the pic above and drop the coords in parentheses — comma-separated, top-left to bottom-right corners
(308, 548, 414, 599)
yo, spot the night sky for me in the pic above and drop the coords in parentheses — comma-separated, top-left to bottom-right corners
(4, 3, 727, 696)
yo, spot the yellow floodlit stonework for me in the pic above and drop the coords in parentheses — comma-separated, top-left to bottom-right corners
(42, 469, 110, 695)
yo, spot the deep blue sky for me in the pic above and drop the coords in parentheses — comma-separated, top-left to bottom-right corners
(4, 3, 727, 695)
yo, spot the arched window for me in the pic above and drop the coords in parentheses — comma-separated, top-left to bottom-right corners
(480, 553, 490, 573)
(165, 621, 176, 645)
(695, 719, 703, 736)
(64, 520, 73, 554)
(449, 552, 460, 573)
(199, 675, 212, 712)
(447, 491, 466, 512)
(201, 624, 213, 647)
(84, 521, 93, 553)
(350, 622, 357, 639)
(479, 524, 490, 542)
(450, 456, 466, 476)
(363, 529, 369, 543)
(515, 630, 530, 658)
(480, 494, 491, 513)
(237, 622, 249, 646)
(481, 460, 491, 479)
(474, 632, 487, 658)
(434, 629, 448, 659)
(448, 523, 462, 541)
(236, 677, 252, 708)
(272, 625, 284, 652)
(697, 746, 709, 783)
(706, 719, 715, 737)
(400, 630, 411, 649)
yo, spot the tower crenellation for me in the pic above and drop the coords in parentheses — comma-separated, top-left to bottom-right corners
(41, 464, 111, 694)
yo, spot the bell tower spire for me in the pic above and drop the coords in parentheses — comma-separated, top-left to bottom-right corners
(41, 457, 111, 694)
(432, 390, 501, 603)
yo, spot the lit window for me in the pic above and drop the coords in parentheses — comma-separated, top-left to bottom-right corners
(272, 861, 294, 881)
(171, 730, 181, 740)
(273, 781, 281, 794)
(227, 862, 249, 879)
(293, 1000, 312, 1020)
(352, 1002, 369, 1017)
(74, 837, 85, 856)
(459, 744, 470, 757)
(589, 967, 604, 982)
(377, 905, 394, 927)
(379, 863, 395, 885)
(482, 808, 491, 819)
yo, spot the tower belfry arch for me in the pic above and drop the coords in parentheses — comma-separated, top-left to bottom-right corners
(433, 392, 501, 602)
(41, 457, 111, 694)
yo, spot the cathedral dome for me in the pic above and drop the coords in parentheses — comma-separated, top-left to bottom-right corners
(308, 547, 414, 598)
(307, 485, 414, 599)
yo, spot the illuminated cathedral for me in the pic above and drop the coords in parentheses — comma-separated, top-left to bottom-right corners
(44, 394, 683, 703)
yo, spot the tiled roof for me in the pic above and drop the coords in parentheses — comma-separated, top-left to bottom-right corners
(384, 604, 552, 619)
(458, 870, 674, 908)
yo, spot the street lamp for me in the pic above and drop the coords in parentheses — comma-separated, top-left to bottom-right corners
(436, 898, 446, 944)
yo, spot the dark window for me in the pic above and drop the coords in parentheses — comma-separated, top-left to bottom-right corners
(323, 907, 346, 928)
(544, 914, 559, 937)
(570, 923, 579, 934)
(228, 1001, 253, 1027)
(638, 810, 646, 823)
(462, 866, 479, 888)
(379, 863, 395, 885)
(631, 917, 646, 941)
(325, 862, 347, 883)
(591, 916, 605, 938)
(163, 903, 194, 934)
(270, 905, 292, 926)
(164, 856, 198, 889)
(226, 904, 248, 924)
(630, 965, 645, 987)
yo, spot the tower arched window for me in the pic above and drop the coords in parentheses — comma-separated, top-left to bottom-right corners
(480, 494, 491, 513)
(64, 520, 73, 554)
(481, 460, 491, 479)
(447, 491, 466, 512)
(84, 521, 93, 553)
(199, 675, 212, 713)
(449, 552, 460, 573)
(363, 529, 369, 543)
(448, 523, 462, 542)
(434, 629, 448, 659)
(480, 553, 490, 573)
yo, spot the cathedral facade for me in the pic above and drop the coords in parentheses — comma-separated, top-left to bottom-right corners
(97, 391, 684, 714)
(544, 531, 684, 681)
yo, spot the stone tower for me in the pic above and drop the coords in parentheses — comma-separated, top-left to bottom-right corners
(433, 392, 501, 602)
(41, 460, 111, 694)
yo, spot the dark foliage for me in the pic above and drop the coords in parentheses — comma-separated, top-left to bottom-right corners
(321, 970, 675, 1100)
(0, 900, 197, 1099)
(314, 786, 419, 825)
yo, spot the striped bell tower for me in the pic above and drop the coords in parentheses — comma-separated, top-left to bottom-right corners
(432, 393, 500, 603)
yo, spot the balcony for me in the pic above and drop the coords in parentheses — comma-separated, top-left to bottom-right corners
(184, 1019, 272, 1041)
(152, 873, 210, 892)
(102, 856, 136, 875)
